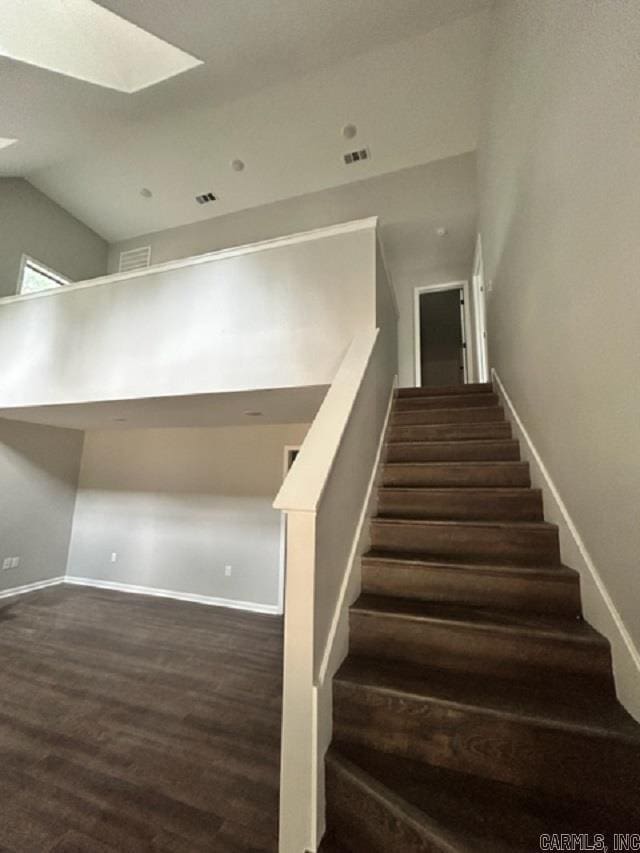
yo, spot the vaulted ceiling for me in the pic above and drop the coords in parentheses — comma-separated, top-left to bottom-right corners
(0, 0, 490, 241)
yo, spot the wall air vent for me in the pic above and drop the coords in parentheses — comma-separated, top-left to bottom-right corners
(343, 147, 370, 165)
(118, 246, 151, 274)
(196, 191, 217, 204)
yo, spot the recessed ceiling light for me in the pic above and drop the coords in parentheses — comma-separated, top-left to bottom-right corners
(231, 159, 245, 172)
(140, 187, 153, 198)
(0, 138, 17, 150)
(243, 411, 263, 417)
(436, 227, 448, 237)
(0, 0, 203, 93)
(342, 123, 357, 140)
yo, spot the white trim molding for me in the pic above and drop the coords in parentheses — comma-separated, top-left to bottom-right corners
(64, 577, 281, 615)
(0, 576, 65, 600)
(471, 234, 489, 383)
(413, 280, 472, 387)
(492, 369, 640, 721)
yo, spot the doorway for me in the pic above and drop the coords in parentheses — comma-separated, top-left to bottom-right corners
(414, 282, 469, 387)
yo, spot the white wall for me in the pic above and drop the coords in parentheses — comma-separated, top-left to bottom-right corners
(478, 0, 640, 701)
(109, 155, 478, 388)
(0, 223, 377, 408)
(0, 178, 107, 299)
(67, 423, 309, 611)
(0, 417, 83, 592)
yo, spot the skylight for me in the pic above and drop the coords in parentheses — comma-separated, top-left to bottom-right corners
(0, 0, 203, 93)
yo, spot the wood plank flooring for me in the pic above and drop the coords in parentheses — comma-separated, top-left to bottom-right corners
(0, 585, 283, 852)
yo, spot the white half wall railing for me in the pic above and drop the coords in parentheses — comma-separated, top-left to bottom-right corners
(274, 322, 397, 853)
(0, 218, 379, 410)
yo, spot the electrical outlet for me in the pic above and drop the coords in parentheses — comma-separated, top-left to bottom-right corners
(111, 552, 118, 563)
(1, 557, 11, 571)
(10, 557, 19, 569)
(225, 565, 232, 577)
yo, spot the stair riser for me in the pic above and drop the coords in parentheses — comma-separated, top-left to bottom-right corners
(398, 384, 493, 398)
(370, 521, 559, 565)
(389, 422, 512, 442)
(325, 757, 446, 853)
(333, 683, 637, 810)
(377, 489, 543, 521)
(361, 562, 581, 616)
(382, 464, 530, 488)
(386, 441, 520, 463)
(395, 394, 499, 411)
(348, 611, 608, 683)
(393, 407, 505, 425)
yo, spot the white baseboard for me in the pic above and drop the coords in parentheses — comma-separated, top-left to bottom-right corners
(492, 369, 640, 721)
(64, 577, 281, 615)
(0, 576, 65, 600)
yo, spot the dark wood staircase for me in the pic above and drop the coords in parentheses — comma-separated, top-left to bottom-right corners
(321, 383, 640, 852)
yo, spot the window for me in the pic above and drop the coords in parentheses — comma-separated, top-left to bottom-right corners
(18, 256, 69, 295)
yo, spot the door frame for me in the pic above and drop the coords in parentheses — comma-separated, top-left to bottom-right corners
(413, 280, 472, 387)
(472, 234, 490, 382)
(277, 445, 301, 614)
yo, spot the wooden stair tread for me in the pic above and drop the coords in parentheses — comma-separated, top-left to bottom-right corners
(372, 517, 557, 529)
(395, 393, 499, 410)
(328, 745, 636, 849)
(351, 593, 601, 642)
(384, 460, 526, 469)
(387, 438, 518, 447)
(335, 657, 640, 741)
(387, 440, 510, 446)
(379, 486, 536, 494)
(398, 383, 493, 397)
(363, 549, 577, 579)
(393, 406, 504, 417)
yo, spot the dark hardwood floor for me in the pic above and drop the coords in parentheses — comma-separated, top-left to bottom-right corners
(0, 585, 283, 852)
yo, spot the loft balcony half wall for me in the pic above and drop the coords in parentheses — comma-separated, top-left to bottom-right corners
(0, 219, 388, 411)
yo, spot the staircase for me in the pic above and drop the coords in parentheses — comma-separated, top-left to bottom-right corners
(321, 383, 640, 852)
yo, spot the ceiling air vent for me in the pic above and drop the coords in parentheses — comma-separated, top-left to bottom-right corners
(195, 191, 217, 205)
(119, 246, 151, 273)
(343, 147, 370, 165)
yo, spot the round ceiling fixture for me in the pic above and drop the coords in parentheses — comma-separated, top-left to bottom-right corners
(243, 410, 263, 417)
(435, 227, 448, 237)
(342, 123, 357, 140)
(231, 159, 245, 172)
(140, 188, 153, 199)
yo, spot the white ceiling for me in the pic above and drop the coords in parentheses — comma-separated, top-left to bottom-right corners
(0, 0, 490, 241)
(0, 385, 326, 431)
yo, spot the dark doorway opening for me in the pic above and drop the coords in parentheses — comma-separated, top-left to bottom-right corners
(418, 288, 466, 387)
